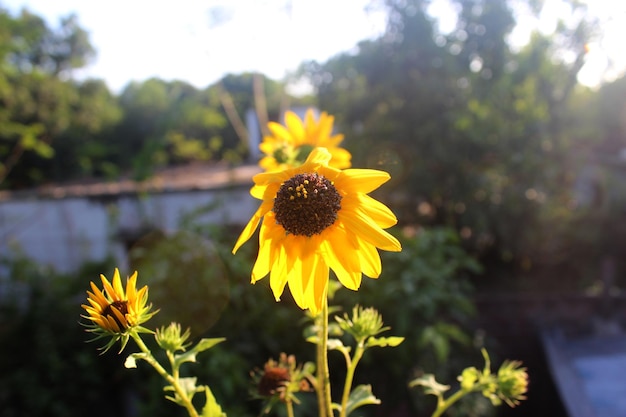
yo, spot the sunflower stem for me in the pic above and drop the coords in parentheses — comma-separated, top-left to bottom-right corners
(339, 341, 365, 417)
(321, 296, 333, 417)
(316, 327, 327, 417)
(431, 389, 467, 417)
(131, 332, 200, 417)
(286, 398, 296, 417)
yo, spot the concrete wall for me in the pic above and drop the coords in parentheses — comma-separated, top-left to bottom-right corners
(0, 186, 257, 273)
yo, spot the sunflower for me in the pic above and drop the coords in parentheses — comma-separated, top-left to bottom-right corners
(233, 147, 401, 314)
(81, 268, 156, 352)
(259, 109, 351, 171)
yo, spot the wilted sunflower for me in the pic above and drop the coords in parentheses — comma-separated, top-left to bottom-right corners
(233, 147, 401, 313)
(250, 353, 314, 414)
(81, 268, 156, 352)
(259, 109, 351, 171)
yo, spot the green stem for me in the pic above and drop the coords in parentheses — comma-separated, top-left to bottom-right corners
(316, 324, 327, 417)
(339, 343, 364, 417)
(320, 296, 333, 417)
(131, 332, 200, 417)
(431, 389, 468, 417)
(286, 398, 295, 417)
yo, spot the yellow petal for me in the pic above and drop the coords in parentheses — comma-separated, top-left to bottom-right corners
(269, 244, 289, 301)
(322, 226, 362, 290)
(292, 251, 316, 310)
(232, 206, 266, 253)
(336, 169, 391, 194)
(88, 283, 109, 305)
(251, 222, 283, 281)
(355, 235, 383, 278)
(85, 296, 104, 311)
(316, 113, 333, 141)
(104, 315, 121, 333)
(250, 183, 267, 200)
(100, 274, 118, 301)
(267, 121, 293, 142)
(126, 271, 138, 301)
(303, 147, 332, 166)
(112, 269, 124, 298)
(305, 258, 330, 315)
(329, 147, 352, 168)
(339, 209, 401, 252)
(284, 111, 305, 143)
(352, 194, 398, 228)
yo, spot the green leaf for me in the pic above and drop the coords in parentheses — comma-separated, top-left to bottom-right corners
(342, 384, 381, 416)
(365, 336, 404, 348)
(174, 337, 225, 366)
(408, 374, 450, 397)
(164, 377, 198, 405)
(327, 338, 350, 352)
(192, 337, 226, 354)
(201, 386, 227, 417)
(124, 352, 149, 369)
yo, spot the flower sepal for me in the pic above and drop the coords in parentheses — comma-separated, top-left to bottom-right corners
(84, 329, 131, 354)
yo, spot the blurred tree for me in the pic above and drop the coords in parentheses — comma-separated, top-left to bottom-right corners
(7, 10, 94, 76)
(299, 0, 598, 287)
(213, 72, 289, 162)
(113, 72, 293, 181)
(0, 7, 111, 188)
(50, 79, 123, 180)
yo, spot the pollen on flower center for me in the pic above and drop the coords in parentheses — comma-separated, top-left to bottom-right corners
(103, 300, 129, 328)
(273, 172, 342, 237)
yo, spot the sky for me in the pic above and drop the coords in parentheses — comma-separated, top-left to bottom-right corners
(1, 0, 388, 93)
(2, 0, 625, 93)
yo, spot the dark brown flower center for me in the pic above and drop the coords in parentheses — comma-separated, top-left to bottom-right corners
(258, 366, 290, 396)
(103, 300, 129, 329)
(273, 173, 341, 237)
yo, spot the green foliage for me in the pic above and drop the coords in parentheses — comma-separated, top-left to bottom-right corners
(410, 348, 528, 416)
(0, 7, 120, 187)
(0, 6, 297, 188)
(0, 251, 124, 417)
(300, 0, 601, 287)
(333, 226, 482, 415)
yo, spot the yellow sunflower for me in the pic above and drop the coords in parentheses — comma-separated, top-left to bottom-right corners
(233, 147, 401, 314)
(259, 109, 352, 171)
(81, 268, 156, 352)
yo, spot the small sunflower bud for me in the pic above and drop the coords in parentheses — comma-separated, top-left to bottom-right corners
(335, 305, 388, 342)
(155, 322, 191, 352)
(496, 360, 528, 407)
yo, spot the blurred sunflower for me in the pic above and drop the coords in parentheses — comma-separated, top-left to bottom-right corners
(81, 268, 157, 352)
(250, 353, 314, 414)
(233, 147, 401, 314)
(259, 109, 351, 171)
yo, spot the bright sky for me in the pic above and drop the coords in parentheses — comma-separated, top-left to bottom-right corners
(1, 0, 388, 93)
(2, 0, 625, 93)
